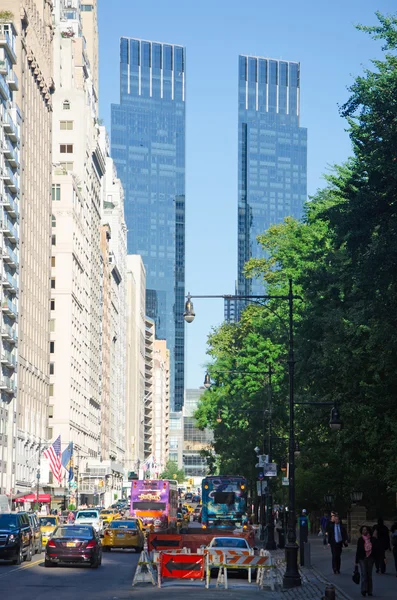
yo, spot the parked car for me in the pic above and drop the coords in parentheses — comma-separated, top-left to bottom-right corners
(74, 510, 103, 535)
(102, 519, 144, 552)
(45, 524, 102, 568)
(39, 515, 59, 549)
(0, 512, 33, 564)
(184, 493, 193, 502)
(192, 495, 201, 503)
(28, 513, 42, 555)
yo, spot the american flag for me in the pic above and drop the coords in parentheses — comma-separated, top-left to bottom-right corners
(44, 435, 62, 484)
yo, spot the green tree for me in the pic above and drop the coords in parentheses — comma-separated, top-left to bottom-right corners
(159, 461, 186, 483)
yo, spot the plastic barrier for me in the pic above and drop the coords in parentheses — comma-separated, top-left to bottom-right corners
(158, 552, 205, 588)
(215, 552, 274, 590)
(152, 547, 191, 565)
(132, 549, 156, 586)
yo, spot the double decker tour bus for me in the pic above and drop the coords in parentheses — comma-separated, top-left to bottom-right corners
(130, 480, 178, 532)
(201, 476, 248, 530)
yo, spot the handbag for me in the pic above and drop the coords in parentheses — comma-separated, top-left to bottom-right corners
(352, 566, 360, 585)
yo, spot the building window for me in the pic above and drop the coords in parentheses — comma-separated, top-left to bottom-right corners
(52, 215, 56, 228)
(81, 4, 93, 11)
(50, 341, 55, 353)
(63, 100, 71, 110)
(51, 278, 55, 289)
(51, 299, 55, 311)
(60, 162, 73, 172)
(50, 319, 55, 332)
(52, 235, 56, 246)
(60, 144, 73, 154)
(51, 256, 56, 267)
(49, 384, 54, 396)
(48, 405, 54, 417)
(50, 363, 55, 375)
(52, 184, 61, 201)
(60, 120, 73, 130)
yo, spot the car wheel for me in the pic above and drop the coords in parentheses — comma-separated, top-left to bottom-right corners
(91, 558, 99, 569)
(44, 558, 54, 568)
(25, 544, 32, 562)
(13, 546, 23, 565)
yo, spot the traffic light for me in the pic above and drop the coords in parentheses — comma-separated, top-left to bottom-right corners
(173, 473, 177, 479)
(189, 478, 194, 485)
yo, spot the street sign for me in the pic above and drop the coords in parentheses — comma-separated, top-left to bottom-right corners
(258, 472, 264, 481)
(257, 481, 267, 495)
(282, 477, 289, 486)
(257, 455, 268, 467)
(148, 534, 182, 552)
(263, 463, 278, 477)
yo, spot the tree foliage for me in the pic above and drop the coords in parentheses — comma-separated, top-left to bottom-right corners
(196, 12, 397, 517)
(159, 461, 185, 484)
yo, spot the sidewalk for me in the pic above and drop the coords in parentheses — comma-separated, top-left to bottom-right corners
(309, 534, 397, 599)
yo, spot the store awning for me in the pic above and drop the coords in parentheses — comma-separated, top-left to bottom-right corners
(15, 494, 51, 503)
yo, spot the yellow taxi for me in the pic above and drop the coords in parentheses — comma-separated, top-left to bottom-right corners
(100, 508, 120, 526)
(39, 515, 59, 549)
(102, 518, 144, 552)
(183, 503, 194, 515)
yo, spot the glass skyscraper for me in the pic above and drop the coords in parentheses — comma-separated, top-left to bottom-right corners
(237, 55, 307, 301)
(111, 38, 185, 410)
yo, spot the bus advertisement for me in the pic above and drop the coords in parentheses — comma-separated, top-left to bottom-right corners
(130, 479, 178, 532)
(201, 476, 248, 529)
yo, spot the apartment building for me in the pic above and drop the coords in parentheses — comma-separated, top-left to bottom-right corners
(125, 255, 146, 475)
(0, 1, 54, 497)
(49, 1, 104, 466)
(0, 17, 20, 495)
(101, 147, 127, 463)
(153, 340, 170, 474)
(144, 317, 154, 461)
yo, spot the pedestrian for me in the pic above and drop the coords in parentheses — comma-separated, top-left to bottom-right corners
(67, 510, 75, 524)
(390, 522, 397, 577)
(355, 525, 378, 597)
(373, 517, 390, 574)
(327, 514, 348, 574)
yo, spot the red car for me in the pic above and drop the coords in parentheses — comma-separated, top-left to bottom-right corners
(45, 525, 102, 568)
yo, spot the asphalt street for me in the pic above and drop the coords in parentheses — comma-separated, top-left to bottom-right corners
(0, 549, 268, 600)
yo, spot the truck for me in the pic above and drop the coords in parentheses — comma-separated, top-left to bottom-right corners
(201, 476, 249, 530)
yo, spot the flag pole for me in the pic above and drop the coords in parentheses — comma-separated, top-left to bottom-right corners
(36, 438, 41, 510)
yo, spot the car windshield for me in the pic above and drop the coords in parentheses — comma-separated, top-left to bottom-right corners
(76, 512, 98, 519)
(212, 538, 248, 548)
(101, 510, 111, 514)
(40, 517, 57, 526)
(53, 526, 93, 539)
(0, 514, 18, 528)
(110, 521, 137, 530)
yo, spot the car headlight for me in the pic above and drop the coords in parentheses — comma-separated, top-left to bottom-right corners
(9, 534, 16, 541)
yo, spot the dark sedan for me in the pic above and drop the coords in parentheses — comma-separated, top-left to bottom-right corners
(45, 525, 102, 568)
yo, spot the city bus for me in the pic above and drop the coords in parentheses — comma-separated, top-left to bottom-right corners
(129, 480, 178, 532)
(201, 476, 248, 529)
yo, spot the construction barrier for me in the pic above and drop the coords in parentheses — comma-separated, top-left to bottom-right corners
(152, 547, 191, 565)
(214, 551, 275, 591)
(147, 533, 182, 552)
(158, 552, 205, 588)
(132, 549, 156, 586)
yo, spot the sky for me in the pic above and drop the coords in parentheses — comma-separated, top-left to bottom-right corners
(98, 0, 395, 390)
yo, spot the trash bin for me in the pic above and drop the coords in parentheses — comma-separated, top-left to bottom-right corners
(277, 528, 285, 549)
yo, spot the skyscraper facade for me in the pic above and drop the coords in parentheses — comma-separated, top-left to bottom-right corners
(237, 56, 307, 300)
(111, 38, 186, 411)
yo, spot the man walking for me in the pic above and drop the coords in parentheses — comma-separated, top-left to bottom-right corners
(373, 517, 390, 573)
(328, 514, 348, 574)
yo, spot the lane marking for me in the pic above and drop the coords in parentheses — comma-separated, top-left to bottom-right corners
(0, 556, 43, 579)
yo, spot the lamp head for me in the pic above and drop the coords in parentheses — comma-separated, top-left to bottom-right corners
(329, 405, 343, 431)
(204, 371, 211, 389)
(183, 294, 195, 323)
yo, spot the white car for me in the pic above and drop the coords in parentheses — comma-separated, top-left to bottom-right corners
(207, 537, 252, 551)
(74, 510, 103, 534)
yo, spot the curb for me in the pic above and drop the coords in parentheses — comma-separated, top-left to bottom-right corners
(308, 565, 355, 600)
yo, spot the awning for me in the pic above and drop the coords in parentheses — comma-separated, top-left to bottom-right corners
(15, 494, 51, 503)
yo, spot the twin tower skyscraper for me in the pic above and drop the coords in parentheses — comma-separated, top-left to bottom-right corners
(111, 39, 307, 411)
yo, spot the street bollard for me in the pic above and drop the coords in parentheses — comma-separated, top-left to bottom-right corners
(323, 584, 336, 600)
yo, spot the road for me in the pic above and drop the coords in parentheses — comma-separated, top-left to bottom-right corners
(310, 535, 397, 599)
(0, 548, 266, 599)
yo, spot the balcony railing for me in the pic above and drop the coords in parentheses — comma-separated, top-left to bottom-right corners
(3, 166, 18, 193)
(3, 111, 18, 141)
(2, 245, 18, 267)
(1, 350, 16, 368)
(0, 375, 16, 394)
(0, 59, 6, 75)
(1, 218, 18, 242)
(1, 191, 18, 217)
(1, 297, 17, 318)
(5, 70, 17, 91)
(0, 73, 10, 101)
(3, 138, 18, 167)
(2, 270, 17, 292)
(1, 323, 17, 343)
(0, 32, 17, 64)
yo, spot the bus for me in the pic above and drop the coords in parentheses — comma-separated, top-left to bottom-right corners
(201, 476, 248, 529)
(129, 479, 178, 532)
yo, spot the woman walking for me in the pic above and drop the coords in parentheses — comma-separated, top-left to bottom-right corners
(355, 525, 378, 597)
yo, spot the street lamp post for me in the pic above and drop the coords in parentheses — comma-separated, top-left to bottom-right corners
(184, 279, 302, 588)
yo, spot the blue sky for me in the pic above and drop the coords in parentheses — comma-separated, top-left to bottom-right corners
(98, 0, 395, 390)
